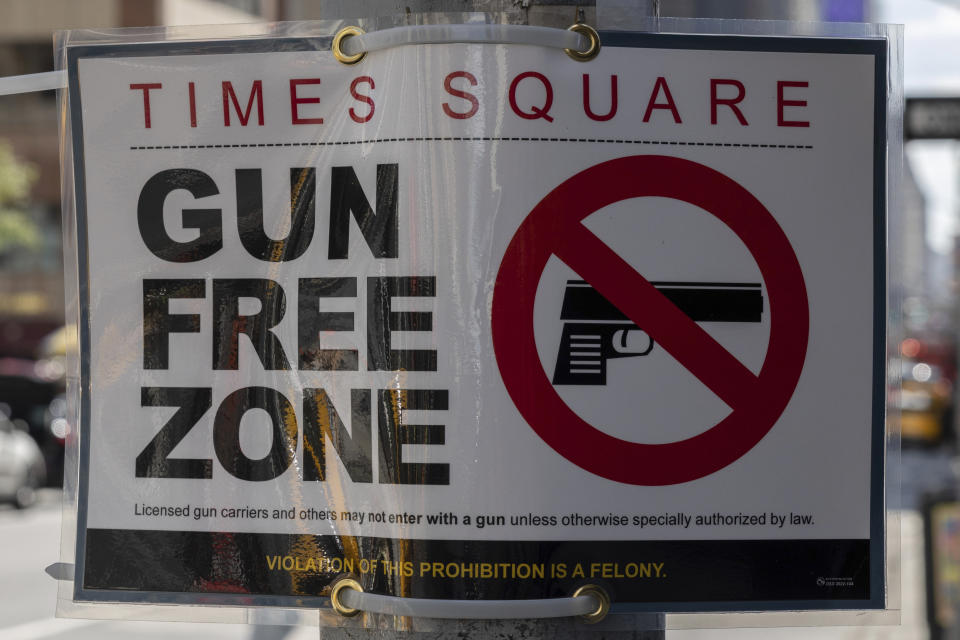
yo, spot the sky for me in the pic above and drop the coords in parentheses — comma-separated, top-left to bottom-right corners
(878, 0, 960, 254)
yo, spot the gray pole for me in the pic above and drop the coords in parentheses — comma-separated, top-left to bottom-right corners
(335, 0, 662, 633)
(282, 0, 662, 28)
(318, 614, 667, 640)
(266, 2, 666, 639)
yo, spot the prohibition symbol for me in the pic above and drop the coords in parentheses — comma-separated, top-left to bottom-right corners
(491, 155, 809, 485)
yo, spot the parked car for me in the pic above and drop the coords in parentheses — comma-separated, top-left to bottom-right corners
(0, 412, 46, 508)
(0, 356, 62, 486)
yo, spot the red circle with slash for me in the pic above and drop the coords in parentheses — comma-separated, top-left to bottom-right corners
(491, 155, 809, 485)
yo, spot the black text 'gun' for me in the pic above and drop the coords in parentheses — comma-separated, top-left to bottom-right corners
(553, 280, 763, 386)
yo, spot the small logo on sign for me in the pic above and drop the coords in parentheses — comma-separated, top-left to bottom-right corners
(817, 576, 854, 588)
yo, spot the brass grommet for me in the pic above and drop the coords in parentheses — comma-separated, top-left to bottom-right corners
(330, 576, 363, 617)
(572, 584, 611, 623)
(333, 26, 366, 65)
(565, 23, 601, 62)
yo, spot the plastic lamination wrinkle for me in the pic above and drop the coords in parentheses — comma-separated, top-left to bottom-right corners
(235, 167, 317, 262)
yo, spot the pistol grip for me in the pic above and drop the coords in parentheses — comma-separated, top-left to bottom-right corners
(553, 323, 607, 385)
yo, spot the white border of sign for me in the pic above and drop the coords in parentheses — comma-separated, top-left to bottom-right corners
(52, 16, 904, 629)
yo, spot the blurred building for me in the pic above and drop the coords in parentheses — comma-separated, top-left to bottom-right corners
(900, 160, 930, 307)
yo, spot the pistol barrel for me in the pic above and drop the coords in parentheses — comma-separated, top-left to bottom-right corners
(559, 280, 763, 323)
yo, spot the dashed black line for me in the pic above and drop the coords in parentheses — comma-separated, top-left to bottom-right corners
(129, 137, 814, 150)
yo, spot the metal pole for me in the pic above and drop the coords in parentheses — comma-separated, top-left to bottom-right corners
(318, 614, 667, 640)
(278, 2, 666, 638)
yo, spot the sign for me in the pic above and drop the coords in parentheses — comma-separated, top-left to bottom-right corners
(492, 155, 808, 485)
(65, 29, 888, 613)
(906, 97, 960, 140)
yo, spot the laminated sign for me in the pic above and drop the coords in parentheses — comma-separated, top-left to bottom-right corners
(65, 29, 888, 612)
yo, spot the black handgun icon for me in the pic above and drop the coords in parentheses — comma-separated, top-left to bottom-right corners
(553, 280, 763, 385)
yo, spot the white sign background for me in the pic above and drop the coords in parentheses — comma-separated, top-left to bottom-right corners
(73, 38, 881, 547)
